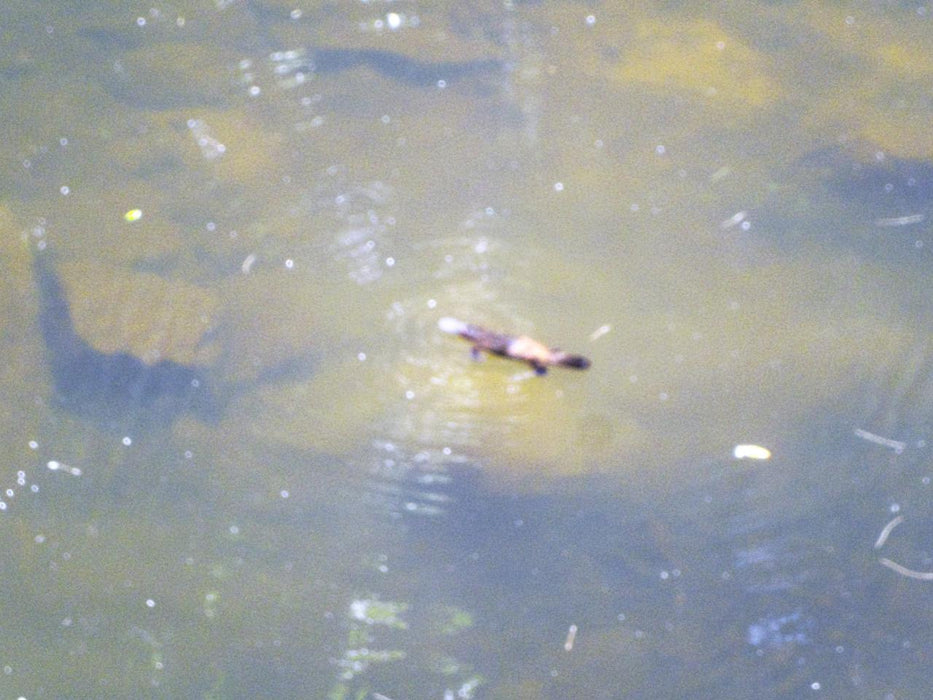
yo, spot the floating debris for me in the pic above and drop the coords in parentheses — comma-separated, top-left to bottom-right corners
(564, 624, 578, 651)
(879, 557, 933, 581)
(709, 166, 732, 183)
(873, 514, 933, 580)
(589, 324, 611, 341)
(853, 428, 906, 454)
(733, 444, 771, 460)
(47, 460, 82, 476)
(874, 214, 925, 227)
(873, 515, 904, 549)
(240, 253, 257, 274)
(720, 211, 747, 229)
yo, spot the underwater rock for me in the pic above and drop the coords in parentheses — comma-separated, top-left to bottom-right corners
(33, 253, 223, 425)
(99, 43, 240, 110)
(50, 258, 220, 367)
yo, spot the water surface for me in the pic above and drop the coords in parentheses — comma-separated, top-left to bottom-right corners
(1, 1, 933, 697)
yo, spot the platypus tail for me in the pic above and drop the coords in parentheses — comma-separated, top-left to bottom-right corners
(554, 353, 591, 370)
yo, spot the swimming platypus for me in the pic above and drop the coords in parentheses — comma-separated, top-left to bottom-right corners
(438, 317, 590, 375)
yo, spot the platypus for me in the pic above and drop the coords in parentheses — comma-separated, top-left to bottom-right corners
(438, 317, 590, 375)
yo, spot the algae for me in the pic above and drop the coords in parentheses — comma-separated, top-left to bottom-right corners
(55, 259, 221, 367)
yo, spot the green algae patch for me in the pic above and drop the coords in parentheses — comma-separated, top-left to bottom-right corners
(814, 44, 933, 161)
(613, 19, 780, 109)
(455, 373, 646, 490)
(0, 206, 37, 363)
(219, 267, 374, 384)
(219, 269, 324, 384)
(38, 184, 187, 265)
(0, 207, 49, 449)
(794, 10, 933, 160)
(56, 260, 221, 367)
(856, 41, 933, 160)
(0, 205, 33, 281)
(229, 355, 386, 456)
(191, 111, 286, 187)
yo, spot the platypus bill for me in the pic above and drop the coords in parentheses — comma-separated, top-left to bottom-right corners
(438, 317, 591, 375)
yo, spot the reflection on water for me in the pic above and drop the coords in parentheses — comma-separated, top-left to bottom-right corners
(747, 610, 812, 651)
(2, 0, 933, 698)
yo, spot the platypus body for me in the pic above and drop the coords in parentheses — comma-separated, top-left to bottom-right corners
(438, 317, 590, 375)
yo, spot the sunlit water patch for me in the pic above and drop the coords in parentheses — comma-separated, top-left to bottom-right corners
(359, 440, 467, 518)
(327, 179, 397, 286)
(219, 203, 602, 508)
(746, 611, 813, 651)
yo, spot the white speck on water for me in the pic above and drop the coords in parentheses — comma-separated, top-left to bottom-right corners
(733, 444, 771, 460)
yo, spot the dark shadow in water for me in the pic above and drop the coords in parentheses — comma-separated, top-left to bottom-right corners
(34, 252, 318, 433)
(33, 252, 224, 430)
(761, 147, 933, 268)
(375, 423, 933, 698)
(808, 147, 933, 212)
(301, 49, 504, 88)
(242, 0, 505, 88)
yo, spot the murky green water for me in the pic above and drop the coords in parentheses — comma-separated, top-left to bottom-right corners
(2, 1, 933, 697)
